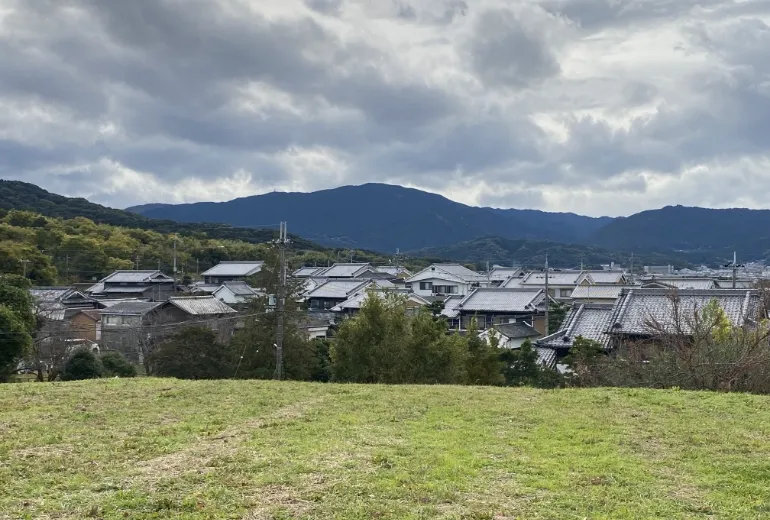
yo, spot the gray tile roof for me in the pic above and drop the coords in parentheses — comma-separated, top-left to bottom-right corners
(375, 266, 411, 277)
(331, 290, 428, 312)
(218, 281, 259, 296)
(488, 267, 523, 282)
(407, 264, 487, 284)
(293, 266, 326, 277)
(571, 285, 633, 300)
(492, 322, 541, 339)
(586, 271, 627, 284)
(100, 286, 152, 294)
(168, 296, 237, 316)
(102, 270, 173, 283)
(643, 278, 716, 290)
(536, 347, 557, 368)
(607, 288, 763, 336)
(29, 287, 79, 302)
(315, 263, 373, 278)
(521, 271, 589, 286)
(537, 304, 615, 349)
(201, 261, 264, 277)
(100, 301, 164, 316)
(441, 295, 464, 318)
(715, 279, 755, 289)
(457, 288, 545, 313)
(305, 279, 371, 299)
(188, 283, 222, 294)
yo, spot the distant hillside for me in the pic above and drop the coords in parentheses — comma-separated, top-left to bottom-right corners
(128, 183, 612, 252)
(589, 205, 770, 262)
(410, 236, 690, 269)
(0, 180, 323, 250)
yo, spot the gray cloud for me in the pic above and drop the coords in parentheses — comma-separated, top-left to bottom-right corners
(0, 0, 769, 216)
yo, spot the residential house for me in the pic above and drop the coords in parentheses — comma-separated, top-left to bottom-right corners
(87, 270, 175, 301)
(293, 266, 326, 278)
(188, 283, 222, 295)
(504, 271, 593, 302)
(30, 287, 100, 343)
(313, 263, 379, 279)
(604, 288, 764, 349)
(487, 267, 525, 287)
(570, 285, 635, 305)
(202, 261, 264, 284)
(641, 277, 717, 290)
(585, 270, 629, 285)
(330, 289, 430, 317)
(70, 309, 102, 344)
(375, 266, 412, 278)
(304, 279, 374, 310)
(441, 295, 465, 330)
(100, 296, 237, 364)
(299, 313, 334, 340)
(537, 303, 615, 370)
(213, 281, 262, 306)
(407, 264, 490, 298)
(480, 322, 541, 349)
(452, 287, 550, 333)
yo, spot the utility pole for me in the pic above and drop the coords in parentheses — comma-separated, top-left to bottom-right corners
(733, 252, 737, 289)
(196, 258, 200, 276)
(135, 254, 140, 270)
(65, 254, 69, 280)
(274, 221, 290, 380)
(20, 259, 29, 278)
(545, 254, 551, 336)
(173, 235, 178, 295)
(630, 253, 635, 285)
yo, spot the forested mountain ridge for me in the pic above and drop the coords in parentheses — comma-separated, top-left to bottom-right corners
(128, 183, 613, 251)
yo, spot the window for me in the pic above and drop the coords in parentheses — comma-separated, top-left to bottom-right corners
(432, 285, 458, 295)
(560, 288, 573, 297)
(419, 282, 433, 291)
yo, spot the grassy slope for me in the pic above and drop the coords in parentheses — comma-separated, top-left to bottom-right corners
(2, 380, 770, 519)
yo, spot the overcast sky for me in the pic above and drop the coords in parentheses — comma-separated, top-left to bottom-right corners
(1, 0, 769, 216)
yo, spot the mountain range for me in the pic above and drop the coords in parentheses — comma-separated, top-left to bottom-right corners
(128, 183, 770, 264)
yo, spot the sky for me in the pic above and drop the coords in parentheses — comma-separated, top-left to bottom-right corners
(1, 0, 769, 217)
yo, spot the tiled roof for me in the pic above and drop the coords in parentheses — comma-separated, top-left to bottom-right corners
(643, 278, 716, 290)
(77, 309, 102, 321)
(85, 282, 104, 294)
(535, 347, 557, 368)
(314, 263, 373, 278)
(188, 283, 221, 294)
(500, 276, 524, 288)
(100, 286, 152, 294)
(715, 279, 755, 289)
(407, 264, 487, 284)
(218, 281, 259, 297)
(201, 261, 264, 277)
(293, 266, 326, 277)
(521, 271, 589, 286)
(441, 295, 464, 318)
(102, 270, 172, 283)
(571, 285, 633, 300)
(586, 271, 627, 284)
(331, 290, 427, 312)
(488, 267, 523, 282)
(457, 288, 545, 313)
(607, 289, 762, 336)
(537, 304, 615, 349)
(305, 280, 371, 299)
(168, 296, 237, 316)
(29, 287, 79, 302)
(492, 322, 541, 339)
(375, 266, 411, 277)
(100, 301, 164, 316)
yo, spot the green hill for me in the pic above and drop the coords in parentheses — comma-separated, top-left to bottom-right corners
(2, 379, 769, 518)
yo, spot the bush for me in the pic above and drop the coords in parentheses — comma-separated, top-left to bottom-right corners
(100, 351, 137, 378)
(62, 349, 103, 381)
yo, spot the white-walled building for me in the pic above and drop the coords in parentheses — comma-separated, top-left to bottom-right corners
(406, 264, 490, 298)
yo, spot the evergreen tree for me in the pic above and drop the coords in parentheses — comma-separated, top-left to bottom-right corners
(464, 319, 505, 385)
(62, 349, 103, 381)
(149, 327, 235, 379)
(500, 338, 542, 386)
(0, 275, 35, 382)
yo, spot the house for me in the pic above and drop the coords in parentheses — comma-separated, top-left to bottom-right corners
(641, 277, 716, 290)
(213, 281, 262, 306)
(375, 266, 412, 278)
(202, 261, 264, 284)
(70, 309, 102, 344)
(188, 283, 223, 295)
(29, 287, 98, 313)
(330, 289, 430, 317)
(452, 287, 550, 332)
(441, 295, 465, 330)
(293, 266, 326, 278)
(537, 303, 615, 370)
(313, 263, 379, 279)
(480, 322, 541, 349)
(570, 285, 635, 305)
(101, 297, 237, 363)
(304, 279, 374, 310)
(487, 267, 525, 286)
(584, 270, 629, 285)
(100, 301, 166, 363)
(299, 313, 334, 340)
(604, 288, 764, 348)
(87, 270, 175, 301)
(505, 270, 593, 301)
(406, 264, 490, 298)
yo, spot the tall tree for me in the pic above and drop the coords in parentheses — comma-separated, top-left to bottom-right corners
(465, 319, 505, 385)
(0, 275, 35, 382)
(149, 327, 235, 380)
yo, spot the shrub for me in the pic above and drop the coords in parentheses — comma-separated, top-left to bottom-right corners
(62, 349, 103, 381)
(100, 351, 137, 378)
(149, 327, 235, 379)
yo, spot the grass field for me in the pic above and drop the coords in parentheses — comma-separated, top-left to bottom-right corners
(2, 380, 770, 519)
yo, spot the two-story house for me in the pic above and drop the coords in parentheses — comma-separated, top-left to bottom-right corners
(504, 271, 594, 302)
(449, 287, 551, 333)
(406, 264, 490, 298)
(87, 270, 175, 301)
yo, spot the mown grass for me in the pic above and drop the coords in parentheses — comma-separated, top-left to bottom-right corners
(2, 380, 770, 519)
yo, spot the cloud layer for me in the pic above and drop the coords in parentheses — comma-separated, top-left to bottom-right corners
(1, 0, 769, 216)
